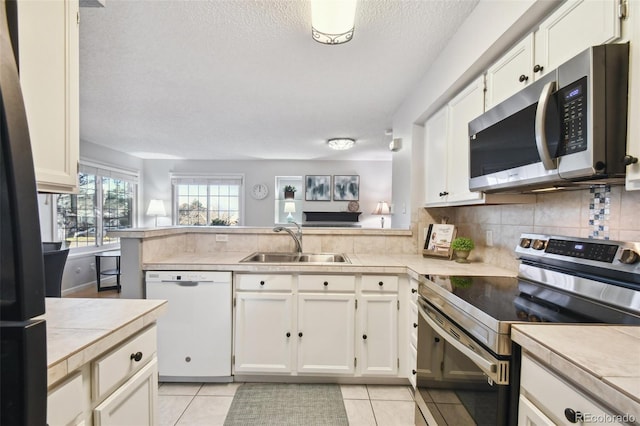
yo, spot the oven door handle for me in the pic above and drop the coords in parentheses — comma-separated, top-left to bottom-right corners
(419, 306, 497, 377)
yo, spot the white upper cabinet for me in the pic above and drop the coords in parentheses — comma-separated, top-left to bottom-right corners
(17, 0, 79, 194)
(485, 0, 622, 110)
(485, 34, 534, 110)
(423, 106, 449, 205)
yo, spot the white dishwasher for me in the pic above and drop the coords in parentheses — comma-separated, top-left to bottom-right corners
(145, 271, 232, 382)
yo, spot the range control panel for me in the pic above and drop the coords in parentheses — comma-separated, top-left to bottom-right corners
(516, 234, 640, 273)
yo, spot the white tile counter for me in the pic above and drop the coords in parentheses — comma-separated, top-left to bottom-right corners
(512, 324, 640, 422)
(41, 298, 167, 388)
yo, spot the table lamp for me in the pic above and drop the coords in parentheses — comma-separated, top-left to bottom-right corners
(284, 201, 296, 222)
(147, 199, 166, 227)
(372, 201, 390, 228)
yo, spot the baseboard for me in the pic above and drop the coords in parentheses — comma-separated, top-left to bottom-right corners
(61, 277, 117, 296)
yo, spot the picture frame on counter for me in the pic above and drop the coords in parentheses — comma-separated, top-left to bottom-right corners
(305, 175, 331, 201)
(423, 224, 456, 259)
(333, 175, 359, 201)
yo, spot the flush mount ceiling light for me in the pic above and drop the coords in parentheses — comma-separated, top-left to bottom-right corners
(311, 0, 357, 45)
(327, 138, 355, 150)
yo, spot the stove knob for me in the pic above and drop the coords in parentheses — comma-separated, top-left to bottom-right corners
(619, 249, 640, 265)
(519, 238, 532, 248)
(532, 239, 547, 250)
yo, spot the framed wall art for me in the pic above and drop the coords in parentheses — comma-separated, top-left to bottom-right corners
(305, 175, 331, 201)
(422, 224, 457, 259)
(333, 175, 359, 201)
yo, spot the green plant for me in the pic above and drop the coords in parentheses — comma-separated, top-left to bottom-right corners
(451, 237, 475, 251)
(210, 218, 230, 226)
(284, 185, 297, 192)
(450, 276, 473, 288)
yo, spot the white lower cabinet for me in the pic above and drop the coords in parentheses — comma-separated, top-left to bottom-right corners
(46, 324, 160, 426)
(93, 358, 158, 426)
(519, 354, 624, 426)
(234, 292, 294, 373)
(297, 292, 355, 375)
(233, 273, 403, 379)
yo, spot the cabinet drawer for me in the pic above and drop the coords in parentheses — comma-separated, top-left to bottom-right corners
(298, 275, 355, 292)
(520, 355, 624, 425)
(361, 275, 398, 292)
(92, 325, 157, 401)
(235, 274, 293, 291)
(48, 372, 84, 426)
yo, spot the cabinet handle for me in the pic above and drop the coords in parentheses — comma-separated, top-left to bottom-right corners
(412, 369, 417, 375)
(286, 332, 291, 338)
(378, 281, 384, 286)
(260, 280, 265, 286)
(439, 191, 449, 197)
(434, 337, 440, 343)
(518, 74, 529, 82)
(533, 64, 544, 73)
(564, 408, 580, 423)
(413, 323, 418, 328)
(298, 332, 303, 338)
(623, 155, 638, 166)
(411, 288, 417, 294)
(130, 352, 143, 362)
(323, 281, 328, 286)
(362, 334, 367, 340)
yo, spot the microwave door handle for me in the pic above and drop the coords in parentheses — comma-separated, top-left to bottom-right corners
(535, 80, 558, 170)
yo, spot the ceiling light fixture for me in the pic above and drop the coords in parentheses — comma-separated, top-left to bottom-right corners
(327, 138, 355, 150)
(311, 0, 357, 45)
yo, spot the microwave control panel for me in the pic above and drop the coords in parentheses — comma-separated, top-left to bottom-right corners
(557, 77, 587, 157)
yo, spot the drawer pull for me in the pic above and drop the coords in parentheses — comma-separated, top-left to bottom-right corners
(564, 408, 580, 423)
(412, 369, 417, 375)
(130, 352, 143, 362)
(362, 334, 367, 340)
(286, 332, 291, 338)
(260, 280, 265, 286)
(323, 281, 328, 286)
(298, 332, 303, 338)
(411, 288, 417, 294)
(413, 323, 418, 328)
(378, 281, 384, 286)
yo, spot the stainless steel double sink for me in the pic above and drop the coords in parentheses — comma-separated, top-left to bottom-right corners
(240, 252, 350, 263)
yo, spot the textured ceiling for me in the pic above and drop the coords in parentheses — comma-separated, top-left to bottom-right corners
(79, 0, 479, 161)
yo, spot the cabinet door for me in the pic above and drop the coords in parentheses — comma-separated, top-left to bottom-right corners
(423, 106, 449, 205)
(234, 292, 294, 373)
(485, 34, 534, 110)
(47, 372, 84, 426)
(446, 76, 485, 203)
(93, 358, 158, 426)
(534, 0, 621, 80)
(358, 294, 398, 376)
(297, 293, 355, 375)
(518, 394, 556, 426)
(17, 0, 79, 193)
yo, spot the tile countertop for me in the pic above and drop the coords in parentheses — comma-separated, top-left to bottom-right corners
(41, 298, 167, 389)
(142, 252, 517, 278)
(512, 324, 640, 421)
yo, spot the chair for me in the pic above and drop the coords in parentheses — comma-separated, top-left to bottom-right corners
(42, 241, 62, 251)
(43, 248, 69, 297)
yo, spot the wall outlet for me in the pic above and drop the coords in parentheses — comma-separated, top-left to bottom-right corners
(216, 234, 229, 242)
(486, 230, 494, 247)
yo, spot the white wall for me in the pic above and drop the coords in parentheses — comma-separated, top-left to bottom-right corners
(143, 159, 393, 228)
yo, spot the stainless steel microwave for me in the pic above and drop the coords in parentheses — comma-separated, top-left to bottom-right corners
(469, 43, 629, 193)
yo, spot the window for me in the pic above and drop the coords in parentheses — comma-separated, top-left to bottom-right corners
(172, 175, 243, 226)
(57, 164, 138, 249)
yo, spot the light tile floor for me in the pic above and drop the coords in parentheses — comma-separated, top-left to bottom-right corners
(158, 382, 415, 426)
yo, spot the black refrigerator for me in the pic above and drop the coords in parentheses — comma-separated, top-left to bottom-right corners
(0, 0, 48, 424)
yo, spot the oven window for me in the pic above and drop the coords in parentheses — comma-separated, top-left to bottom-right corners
(416, 312, 510, 425)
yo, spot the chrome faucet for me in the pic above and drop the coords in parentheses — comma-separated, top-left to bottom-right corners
(273, 222, 303, 253)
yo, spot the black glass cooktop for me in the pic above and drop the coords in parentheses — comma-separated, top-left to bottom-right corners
(422, 275, 640, 325)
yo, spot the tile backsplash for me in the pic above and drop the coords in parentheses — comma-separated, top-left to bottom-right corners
(423, 186, 640, 272)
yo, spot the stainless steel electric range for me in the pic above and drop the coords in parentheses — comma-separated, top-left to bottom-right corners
(414, 233, 640, 426)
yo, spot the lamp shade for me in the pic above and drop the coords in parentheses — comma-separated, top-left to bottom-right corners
(284, 201, 296, 213)
(372, 201, 390, 215)
(311, 0, 357, 45)
(146, 199, 166, 216)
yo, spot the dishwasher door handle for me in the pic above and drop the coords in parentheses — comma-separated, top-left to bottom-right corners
(159, 280, 206, 286)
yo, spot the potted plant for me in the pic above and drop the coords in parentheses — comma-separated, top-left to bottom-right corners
(283, 185, 296, 199)
(451, 237, 475, 263)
